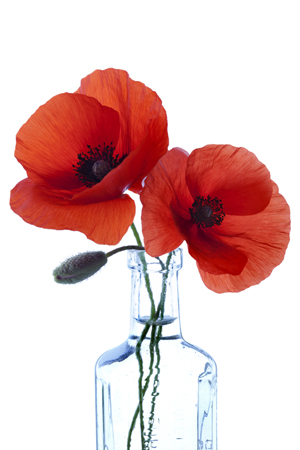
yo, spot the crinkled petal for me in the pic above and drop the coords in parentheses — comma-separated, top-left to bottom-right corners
(72, 120, 170, 205)
(129, 118, 170, 194)
(197, 182, 291, 292)
(10, 178, 135, 245)
(170, 205, 248, 275)
(70, 157, 134, 205)
(15, 93, 120, 192)
(186, 145, 273, 216)
(141, 148, 191, 256)
(77, 69, 169, 193)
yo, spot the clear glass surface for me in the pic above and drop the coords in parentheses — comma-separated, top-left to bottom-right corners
(95, 249, 217, 450)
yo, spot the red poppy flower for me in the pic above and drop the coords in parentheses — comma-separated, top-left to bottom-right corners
(10, 69, 168, 245)
(141, 145, 290, 293)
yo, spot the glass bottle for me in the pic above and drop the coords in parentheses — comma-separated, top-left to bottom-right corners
(95, 248, 217, 450)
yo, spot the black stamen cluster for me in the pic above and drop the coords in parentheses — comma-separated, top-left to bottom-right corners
(73, 143, 127, 188)
(189, 195, 225, 228)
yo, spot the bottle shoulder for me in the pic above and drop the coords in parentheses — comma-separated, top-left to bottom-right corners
(95, 336, 217, 377)
(180, 338, 217, 368)
(95, 340, 133, 368)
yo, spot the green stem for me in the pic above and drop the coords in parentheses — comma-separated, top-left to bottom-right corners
(127, 251, 173, 449)
(145, 329, 160, 446)
(131, 223, 156, 318)
(106, 245, 144, 258)
(128, 223, 174, 449)
(131, 223, 143, 247)
(131, 222, 164, 269)
(144, 252, 172, 444)
(128, 323, 158, 449)
(126, 225, 151, 449)
(126, 320, 152, 449)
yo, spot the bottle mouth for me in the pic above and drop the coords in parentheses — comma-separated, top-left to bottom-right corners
(127, 247, 182, 272)
(135, 315, 177, 326)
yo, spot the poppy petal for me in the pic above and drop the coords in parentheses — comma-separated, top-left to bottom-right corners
(197, 182, 291, 292)
(15, 93, 120, 192)
(128, 118, 170, 195)
(77, 69, 169, 193)
(186, 145, 273, 216)
(71, 120, 169, 205)
(10, 178, 135, 245)
(170, 205, 248, 275)
(70, 158, 133, 205)
(141, 148, 191, 255)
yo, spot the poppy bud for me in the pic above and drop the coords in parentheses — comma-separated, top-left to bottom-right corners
(53, 251, 108, 284)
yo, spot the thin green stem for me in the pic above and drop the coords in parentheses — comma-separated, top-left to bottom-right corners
(131, 223, 156, 318)
(131, 221, 164, 271)
(131, 223, 143, 247)
(145, 329, 160, 446)
(106, 245, 144, 258)
(127, 224, 156, 449)
(127, 252, 174, 449)
(127, 222, 174, 449)
(127, 322, 151, 449)
(144, 252, 173, 444)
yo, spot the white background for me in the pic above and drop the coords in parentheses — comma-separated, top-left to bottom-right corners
(1, 1, 299, 449)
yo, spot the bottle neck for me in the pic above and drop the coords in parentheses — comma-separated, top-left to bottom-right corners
(127, 249, 182, 340)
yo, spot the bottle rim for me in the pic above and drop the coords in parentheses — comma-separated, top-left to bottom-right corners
(127, 247, 183, 272)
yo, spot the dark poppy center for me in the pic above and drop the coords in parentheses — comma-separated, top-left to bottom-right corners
(189, 195, 225, 228)
(92, 160, 111, 180)
(73, 143, 127, 188)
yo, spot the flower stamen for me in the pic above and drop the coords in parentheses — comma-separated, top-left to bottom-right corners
(73, 142, 127, 188)
(189, 195, 225, 228)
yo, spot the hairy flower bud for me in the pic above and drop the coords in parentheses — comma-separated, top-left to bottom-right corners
(53, 251, 108, 284)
